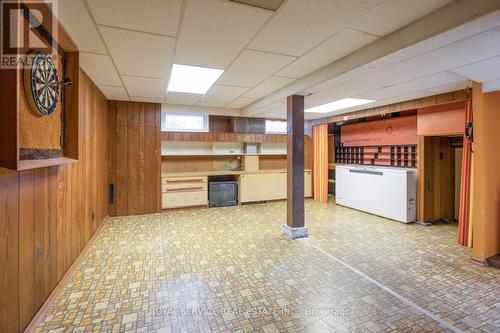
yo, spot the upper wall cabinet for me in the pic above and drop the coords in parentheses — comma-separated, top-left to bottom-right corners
(0, 2, 80, 170)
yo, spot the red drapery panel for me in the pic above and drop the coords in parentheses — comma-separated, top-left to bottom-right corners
(458, 100, 473, 246)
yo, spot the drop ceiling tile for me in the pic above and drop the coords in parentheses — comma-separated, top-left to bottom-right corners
(98, 86, 129, 101)
(226, 97, 257, 109)
(218, 50, 295, 87)
(166, 92, 202, 105)
(100, 27, 175, 79)
(399, 30, 500, 78)
(122, 76, 167, 99)
(386, 10, 500, 62)
(422, 81, 470, 94)
(305, 81, 382, 106)
(80, 52, 121, 86)
(277, 29, 377, 79)
(483, 78, 500, 93)
(251, 100, 286, 116)
(243, 76, 294, 98)
(349, 0, 453, 37)
(87, 0, 182, 36)
(198, 85, 248, 105)
(55, 0, 107, 53)
(175, 0, 271, 68)
(450, 55, 500, 82)
(249, 0, 384, 56)
(357, 72, 466, 100)
(305, 57, 397, 93)
(357, 31, 500, 87)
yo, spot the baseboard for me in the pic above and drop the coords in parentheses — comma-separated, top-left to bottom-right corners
(24, 216, 110, 333)
(470, 257, 489, 267)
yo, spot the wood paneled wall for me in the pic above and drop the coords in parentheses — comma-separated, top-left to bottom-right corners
(417, 136, 455, 222)
(340, 116, 417, 147)
(417, 101, 466, 136)
(0, 70, 108, 332)
(108, 101, 161, 216)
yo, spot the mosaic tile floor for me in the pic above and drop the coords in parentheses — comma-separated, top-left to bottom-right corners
(36, 199, 499, 333)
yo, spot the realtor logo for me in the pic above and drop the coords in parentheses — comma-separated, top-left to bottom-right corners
(1, 0, 58, 68)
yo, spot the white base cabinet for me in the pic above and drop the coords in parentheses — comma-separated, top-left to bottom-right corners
(335, 165, 416, 223)
(162, 176, 208, 209)
(239, 171, 312, 203)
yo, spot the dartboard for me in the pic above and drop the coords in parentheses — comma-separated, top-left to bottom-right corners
(24, 52, 60, 116)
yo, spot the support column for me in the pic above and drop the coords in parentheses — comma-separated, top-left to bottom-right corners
(282, 95, 307, 239)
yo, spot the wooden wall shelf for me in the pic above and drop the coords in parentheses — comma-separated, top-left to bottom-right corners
(17, 157, 78, 171)
(161, 131, 287, 143)
(336, 145, 417, 167)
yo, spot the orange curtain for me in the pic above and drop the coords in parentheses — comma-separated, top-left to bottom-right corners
(458, 100, 473, 246)
(313, 124, 329, 203)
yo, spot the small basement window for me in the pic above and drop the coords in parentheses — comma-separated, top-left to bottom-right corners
(265, 119, 287, 134)
(162, 113, 209, 132)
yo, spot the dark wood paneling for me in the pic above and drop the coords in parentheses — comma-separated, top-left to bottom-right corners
(0, 169, 20, 333)
(0, 69, 109, 332)
(109, 101, 161, 216)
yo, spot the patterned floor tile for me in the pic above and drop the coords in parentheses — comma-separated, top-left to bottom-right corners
(35, 199, 499, 332)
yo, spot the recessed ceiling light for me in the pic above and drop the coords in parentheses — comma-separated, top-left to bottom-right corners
(305, 98, 375, 113)
(168, 64, 224, 94)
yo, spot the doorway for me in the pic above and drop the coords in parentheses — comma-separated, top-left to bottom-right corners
(418, 136, 463, 223)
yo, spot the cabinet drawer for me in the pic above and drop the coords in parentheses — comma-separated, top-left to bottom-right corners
(162, 182, 207, 193)
(162, 190, 207, 209)
(162, 176, 208, 193)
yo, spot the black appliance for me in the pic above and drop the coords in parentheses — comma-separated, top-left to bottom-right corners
(209, 181, 238, 207)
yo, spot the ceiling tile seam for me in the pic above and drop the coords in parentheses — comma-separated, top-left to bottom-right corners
(226, 0, 278, 14)
(83, 0, 132, 101)
(196, 2, 288, 110)
(204, 0, 284, 89)
(446, 53, 500, 75)
(211, 83, 252, 90)
(244, 47, 297, 58)
(97, 84, 125, 88)
(356, 69, 462, 90)
(96, 23, 178, 39)
(120, 74, 169, 81)
(80, 50, 110, 57)
(344, 27, 382, 39)
(442, 70, 470, 81)
(221, 57, 296, 107)
(386, 26, 500, 64)
(267, 0, 388, 61)
(164, 0, 188, 102)
(345, 0, 389, 35)
(309, 79, 382, 96)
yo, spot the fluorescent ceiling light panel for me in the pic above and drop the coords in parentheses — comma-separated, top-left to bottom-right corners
(305, 98, 375, 113)
(168, 64, 223, 94)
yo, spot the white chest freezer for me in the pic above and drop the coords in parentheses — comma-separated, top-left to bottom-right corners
(335, 165, 417, 223)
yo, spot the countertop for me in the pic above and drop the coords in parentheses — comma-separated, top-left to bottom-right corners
(162, 169, 312, 178)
